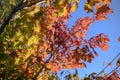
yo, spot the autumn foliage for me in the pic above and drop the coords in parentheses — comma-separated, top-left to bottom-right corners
(0, 0, 119, 80)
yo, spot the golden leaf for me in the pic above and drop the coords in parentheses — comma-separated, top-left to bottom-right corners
(104, 0, 111, 5)
(58, 7, 67, 16)
(27, 4, 40, 16)
(70, 3, 78, 12)
(34, 20, 40, 33)
(46, 63, 53, 69)
(27, 36, 38, 46)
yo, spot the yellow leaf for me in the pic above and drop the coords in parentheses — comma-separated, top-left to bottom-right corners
(24, 53, 30, 62)
(46, 0, 50, 6)
(84, 3, 93, 13)
(34, 20, 40, 33)
(14, 58, 20, 64)
(27, 4, 40, 16)
(27, 36, 38, 46)
(24, 47, 36, 61)
(19, 36, 24, 41)
(59, 7, 67, 16)
(86, 3, 92, 10)
(58, 0, 63, 5)
(16, 30, 21, 36)
(47, 26, 52, 30)
(10, 0, 16, 6)
(34, 4, 40, 13)
(70, 3, 78, 12)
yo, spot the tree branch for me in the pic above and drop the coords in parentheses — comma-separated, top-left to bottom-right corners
(32, 52, 55, 80)
(0, 0, 23, 34)
(105, 66, 119, 77)
(0, 0, 46, 34)
(96, 52, 120, 77)
(16, 0, 46, 11)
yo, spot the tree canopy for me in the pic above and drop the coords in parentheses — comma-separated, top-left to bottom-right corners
(0, 0, 119, 80)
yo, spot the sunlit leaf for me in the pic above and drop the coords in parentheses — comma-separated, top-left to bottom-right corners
(84, 3, 93, 13)
(0, 0, 114, 79)
(70, 3, 78, 12)
(27, 36, 38, 46)
(59, 7, 67, 16)
(104, 0, 111, 5)
(34, 20, 41, 33)
(27, 4, 40, 17)
(102, 45, 109, 51)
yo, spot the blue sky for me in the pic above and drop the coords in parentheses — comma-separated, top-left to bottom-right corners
(57, 0, 120, 79)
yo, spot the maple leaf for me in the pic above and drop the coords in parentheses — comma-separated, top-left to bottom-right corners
(0, 0, 114, 79)
(102, 45, 109, 51)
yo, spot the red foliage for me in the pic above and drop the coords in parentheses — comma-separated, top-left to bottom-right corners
(25, 0, 113, 76)
(105, 71, 120, 80)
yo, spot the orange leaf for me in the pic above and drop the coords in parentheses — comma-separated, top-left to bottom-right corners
(102, 45, 109, 51)
(96, 5, 102, 10)
(117, 77, 120, 80)
(27, 67, 32, 74)
(46, 63, 53, 69)
(118, 37, 120, 42)
(104, 0, 111, 5)
(43, 52, 48, 59)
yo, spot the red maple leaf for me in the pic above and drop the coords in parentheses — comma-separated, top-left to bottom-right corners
(102, 45, 109, 51)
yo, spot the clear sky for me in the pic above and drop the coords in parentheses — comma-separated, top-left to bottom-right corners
(57, 0, 120, 79)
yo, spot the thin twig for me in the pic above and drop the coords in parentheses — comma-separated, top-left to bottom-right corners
(96, 52, 120, 77)
(105, 66, 119, 77)
(16, 0, 46, 11)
